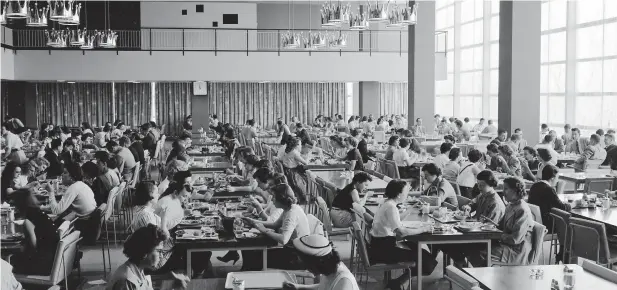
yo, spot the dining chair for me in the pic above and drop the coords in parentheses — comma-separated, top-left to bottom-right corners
(568, 217, 617, 269)
(492, 221, 547, 266)
(104, 186, 121, 244)
(315, 196, 350, 239)
(444, 265, 480, 290)
(351, 222, 416, 290)
(548, 208, 571, 265)
(14, 231, 82, 290)
(578, 257, 617, 283)
(365, 168, 386, 180)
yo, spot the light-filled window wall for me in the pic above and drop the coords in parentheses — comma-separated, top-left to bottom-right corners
(541, 0, 617, 134)
(435, 0, 500, 121)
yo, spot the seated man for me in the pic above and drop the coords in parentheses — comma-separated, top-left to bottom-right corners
(574, 134, 607, 171)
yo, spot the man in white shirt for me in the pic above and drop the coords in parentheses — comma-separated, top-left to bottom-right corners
(2, 123, 23, 157)
(433, 114, 442, 133)
(535, 134, 560, 163)
(433, 142, 454, 170)
(462, 117, 473, 132)
(472, 118, 486, 133)
(481, 120, 498, 134)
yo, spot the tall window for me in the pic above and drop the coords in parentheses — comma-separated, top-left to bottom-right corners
(435, 0, 500, 121)
(541, 0, 617, 133)
(346, 82, 354, 121)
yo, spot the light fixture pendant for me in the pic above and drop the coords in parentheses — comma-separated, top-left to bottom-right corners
(1, 2, 7, 24)
(348, 8, 368, 31)
(49, 0, 71, 20)
(80, 30, 95, 49)
(45, 29, 68, 48)
(98, 30, 117, 48)
(320, 1, 350, 26)
(400, 3, 418, 25)
(329, 32, 347, 49)
(367, 0, 389, 22)
(282, 30, 300, 49)
(6, 0, 28, 19)
(26, 2, 48, 27)
(58, 2, 80, 26)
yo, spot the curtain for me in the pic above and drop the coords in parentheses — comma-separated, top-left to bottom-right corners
(35, 83, 113, 127)
(155, 82, 192, 136)
(208, 82, 346, 129)
(114, 83, 152, 128)
(1, 81, 8, 120)
(380, 83, 408, 116)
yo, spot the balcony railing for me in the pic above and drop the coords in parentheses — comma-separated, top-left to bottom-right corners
(3, 27, 447, 55)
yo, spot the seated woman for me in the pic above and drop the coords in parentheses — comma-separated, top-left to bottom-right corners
(342, 137, 364, 171)
(283, 235, 360, 290)
(527, 164, 571, 233)
(107, 224, 190, 290)
(28, 150, 50, 179)
(226, 154, 260, 192)
(520, 146, 539, 182)
(329, 136, 347, 159)
(442, 147, 461, 185)
(498, 144, 522, 177)
(1, 162, 30, 201)
(468, 177, 535, 266)
(279, 137, 309, 203)
(369, 180, 437, 290)
(154, 171, 212, 277)
(45, 163, 97, 221)
(300, 139, 324, 162)
(421, 163, 458, 207)
(392, 138, 419, 179)
(456, 149, 485, 198)
(10, 188, 59, 275)
(384, 135, 400, 161)
(241, 184, 310, 271)
(486, 143, 509, 173)
(330, 172, 373, 228)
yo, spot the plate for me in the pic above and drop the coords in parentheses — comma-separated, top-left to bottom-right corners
(402, 221, 425, 229)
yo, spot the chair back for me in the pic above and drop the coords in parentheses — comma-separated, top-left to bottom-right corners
(153, 140, 162, 159)
(549, 208, 571, 261)
(319, 179, 338, 207)
(114, 182, 128, 214)
(104, 186, 121, 222)
(528, 222, 547, 265)
(384, 160, 400, 179)
(306, 213, 326, 236)
(316, 197, 333, 233)
(56, 221, 72, 239)
(262, 144, 272, 160)
(351, 222, 372, 269)
(129, 162, 141, 189)
(444, 266, 480, 290)
(528, 203, 543, 224)
(568, 217, 611, 265)
(376, 159, 388, 175)
(49, 231, 82, 285)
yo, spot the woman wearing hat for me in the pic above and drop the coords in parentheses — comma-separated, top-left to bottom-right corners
(282, 235, 359, 290)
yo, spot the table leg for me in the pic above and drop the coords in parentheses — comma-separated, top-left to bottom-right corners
(263, 249, 268, 270)
(487, 240, 492, 267)
(417, 242, 423, 290)
(187, 250, 192, 276)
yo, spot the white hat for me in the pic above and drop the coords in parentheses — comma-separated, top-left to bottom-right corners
(292, 235, 332, 257)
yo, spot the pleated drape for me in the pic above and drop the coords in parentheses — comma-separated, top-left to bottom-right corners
(114, 83, 152, 128)
(155, 82, 192, 136)
(208, 82, 346, 129)
(35, 83, 113, 127)
(379, 83, 408, 116)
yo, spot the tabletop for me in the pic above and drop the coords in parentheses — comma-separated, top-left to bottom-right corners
(189, 162, 234, 172)
(157, 278, 226, 290)
(559, 171, 615, 182)
(570, 207, 617, 228)
(463, 264, 616, 290)
(311, 170, 390, 192)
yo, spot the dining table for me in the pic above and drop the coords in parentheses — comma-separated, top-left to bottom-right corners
(189, 161, 234, 173)
(559, 171, 615, 193)
(364, 204, 503, 290)
(309, 170, 390, 193)
(462, 264, 616, 290)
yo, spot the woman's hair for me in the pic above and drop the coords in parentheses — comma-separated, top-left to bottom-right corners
(123, 224, 167, 264)
(81, 161, 101, 179)
(297, 249, 342, 276)
(486, 143, 499, 154)
(421, 163, 442, 176)
(133, 182, 158, 206)
(361, 116, 368, 122)
(541, 164, 559, 181)
(285, 137, 300, 153)
(409, 138, 422, 154)
(467, 149, 483, 163)
(498, 144, 514, 156)
(489, 139, 502, 146)
(347, 116, 354, 123)
(440, 142, 454, 154)
(345, 137, 357, 147)
(523, 146, 537, 157)
(270, 173, 288, 185)
(244, 154, 260, 166)
(351, 171, 373, 184)
(254, 159, 272, 169)
(329, 136, 345, 148)
(301, 139, 315, 147)
(444, 135, 456, 143)
(1, 162, 20, 191)
(61, 126, 71, 134)
(253, 168, 273, 184)
(503, 177, 527, 199)
(271, 183, 297, 207)
(11, 188, 39, 211)
(81, 122, 92, 130)
(398, 137, 410, 148)
(384, 179, 408, 199)
(448, 147, 461, 161)
(160, 171, 192, 198)
(537, 148, 552, 162)
(476, 170, 499, 187)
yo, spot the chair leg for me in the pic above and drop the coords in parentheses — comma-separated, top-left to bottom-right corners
(113, 216, 118, 245)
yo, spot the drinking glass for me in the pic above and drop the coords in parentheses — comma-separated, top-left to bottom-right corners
(233, 218, 244, 236)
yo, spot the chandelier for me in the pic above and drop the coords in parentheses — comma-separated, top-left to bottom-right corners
(45, 29, 68, 48)
(320, 1, 350, 27)
(49, 0, 80, 26)
(26, 2, 48, 27)
(328, 32, 347, 49)
(367, 0, 389, 22)
(387, 3, 418, 28)
(5, 0, 28, 19)
(348, 8, 368, 31)
(98, 30, 117, 48)
(282, 30, 301, 49)
(301, 31, 327, 50)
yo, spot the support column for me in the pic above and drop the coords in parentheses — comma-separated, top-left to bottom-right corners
(192, 95, 210, 133)
(408, 0, 436, 129)
(358, 81, 381, 117)
(498, 0, 541, 144)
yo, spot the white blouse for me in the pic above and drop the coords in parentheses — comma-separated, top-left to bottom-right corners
(370, 199, 403, 238)
(277, 204, 310, 245)
(154, 195, 184, 229)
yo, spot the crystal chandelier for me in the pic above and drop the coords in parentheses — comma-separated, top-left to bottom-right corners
(49, 0, 79, 26)
(58, 2, 80, 26)
(98, 30, 117, 48)
(282, 30, 300, 49)
(387, 3, 418, 28)
(26, 2, 48, 27)
(5, 0, 28, 19)
(45, 28, 68, 48)
(320, 1, 350, 27)
(367, 0, 389, 22)
(348, 8, 368, 31)
(1, 2, 8, 24)
(79, 30, 95, 49)
(328, 32, 347, 49)
(302, 31, 327, 50)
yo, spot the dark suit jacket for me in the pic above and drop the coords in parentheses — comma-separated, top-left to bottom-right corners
(44, 150, 64, 178)
(357, 139, 374, 163)
(527, 181, 571, 233)
(142, 132, 157, 156)
(130, 142, 146, 165)
(602, 144, 617, 170)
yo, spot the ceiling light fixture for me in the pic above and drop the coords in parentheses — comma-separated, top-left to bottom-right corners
(26, 1, 48, 27)
(5, 0, 28, 19)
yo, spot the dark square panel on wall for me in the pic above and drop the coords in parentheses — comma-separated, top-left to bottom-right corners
(182, 9, 187, 15)
(223, 14, 238, 24)
(196, 4, 204, 13)
(212, 21, 218, 27)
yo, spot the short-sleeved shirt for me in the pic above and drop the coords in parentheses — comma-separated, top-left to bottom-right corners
(423, 177, 458, 207)
(370, 199, 402, 238)
(280, 149, 304, 169)
(392, 148, 412, 167)
(154, 195, 184, 229)
(346, 148, 364, 171)
(442, 161, 460, 184)
(277, 204, 310, 245)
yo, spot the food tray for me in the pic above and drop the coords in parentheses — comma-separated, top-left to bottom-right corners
(428, 214, 460, 224)
(176, 229, 218, 240)
(225, 271, 296, 289)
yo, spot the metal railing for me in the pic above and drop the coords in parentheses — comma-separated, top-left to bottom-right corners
(4, 27, 447, 55)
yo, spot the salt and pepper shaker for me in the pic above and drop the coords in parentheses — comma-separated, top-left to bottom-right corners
(564, 265, 575, 289)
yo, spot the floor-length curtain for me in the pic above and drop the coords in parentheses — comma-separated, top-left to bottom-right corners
(114, 83, 152, 128)
(155, 82, 192, 136)
(209, 82, 346, 129)
(35, 83, 113, 127)
(380, 83, 408, 116)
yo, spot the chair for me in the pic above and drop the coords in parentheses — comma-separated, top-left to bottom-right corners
(365, 169, 386, 180)
(351, 222, 416, 290)
(493, 221, 547, 266)
(315, 196, 350, 238)
(14, 231, 82, 290)
(528, 204, 543, 224)
(579, 257, 617, 283)
(568, 217, 617, 269)
(444, 265, 480, 290)
(104, 186, 122, 244)
(548, 208, 571, 264)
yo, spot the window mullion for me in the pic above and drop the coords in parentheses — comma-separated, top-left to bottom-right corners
(482, 0, 491, 118)
(453, 0, 462, 116)
(565, 0, 577, 126)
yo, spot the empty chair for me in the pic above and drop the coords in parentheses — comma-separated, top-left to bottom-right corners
(444, 265, 480, 290)
(568, 217, 617, 269)
(548, 208, 571, 264)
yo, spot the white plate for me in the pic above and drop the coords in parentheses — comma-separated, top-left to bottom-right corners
(402, 221, 425, 229)
(224, 271, 296, 289)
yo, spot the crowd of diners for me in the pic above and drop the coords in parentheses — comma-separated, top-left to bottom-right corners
(1, 111, 617, 290)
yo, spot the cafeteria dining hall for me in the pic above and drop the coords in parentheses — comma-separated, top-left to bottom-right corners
(2, 0, 617, 289)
